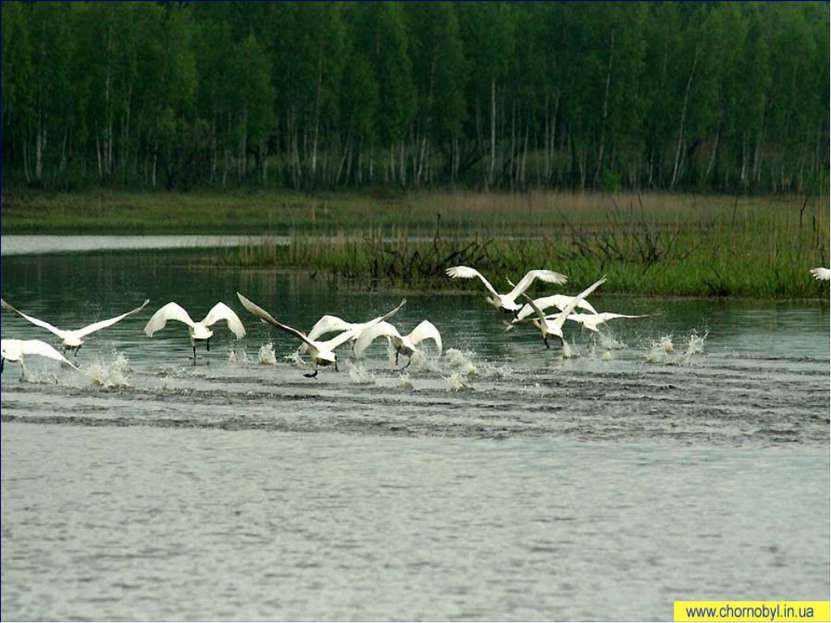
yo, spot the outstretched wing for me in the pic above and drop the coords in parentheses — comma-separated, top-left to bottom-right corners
(445, 266, 500, 299)
(596, 312, 648, 321)
(19, 339, 79, 370)
(519, 292, 548, 322)
(408, 320, 443, 354)
(144, 302, 195, 337)
(1, 299, 68, 340)
(810, 267, 831, 281)
(75, 299, 150, 338)
(236, 292, 317, 350)
(344, 299, 407, 355)
(506, 270, 567, 301)
(549, 277, 607, 334)
(353, 321, 399, 359)
(515, 294, 597, 321)
(202, 302, 246, 339)
(307, 315, 355, 341)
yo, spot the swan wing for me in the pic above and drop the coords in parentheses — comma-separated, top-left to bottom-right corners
(202, 302, 246, 339)
(307, 315, 354, 341)
(353, 321, 399, 359)
(810, 267, 831, 281)
(597, 312, 648, 321)
(18, 339, 79, 370)
(408, 320, 442, 354)
(236, 292, 316, 350)
(550, 277, 607, 334)
(1, 299, 68, 340)
(445, 266, 500, 299)
(144, 302, 195, 337)
(506, 270, 567, 301)
(75, 299, 150, 338)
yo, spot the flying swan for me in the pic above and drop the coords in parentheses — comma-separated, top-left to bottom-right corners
(144, 302, 246, 362)
(565, 312, 648, 333)
(236, 292, 406, 378)
(445, 266, 567, 314)
(809, 267, 830, 281)
(1, 298, 150, 357)
(353, 320, 443, 368)
(519, 276, 607, 348)
(1, 339, 79, 375)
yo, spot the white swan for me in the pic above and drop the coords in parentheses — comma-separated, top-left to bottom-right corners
(809, 267, 830, 281)
(1, 339, 79, 375)
(299, 314, 379, 354)
(1, 298, 150, 357)
(446, 266, 567, 314)
(519, 276, 607, 348)
(354, 320, 442, 368)
(565, 312, 648, 333)
(236, 292, 405, 378)
(511, 293, 598, 324)
(144, 302, 246, 362)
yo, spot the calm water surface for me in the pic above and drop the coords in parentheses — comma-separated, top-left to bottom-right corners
(1, 242, 829, 620)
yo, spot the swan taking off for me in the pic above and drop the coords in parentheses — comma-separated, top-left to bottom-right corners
(519, 276, 607, 348)
(1, 298, 149, 357)
(144, 302, 246, 362)
(809, 267, 830, 281)
(236, 292, 405, 378)
(354, 320, 442, 368)
(445, 266, 567, 314)
(565, 312, 648, 333)
(1, 339, 79, 375)
(299, 314, 381, 354)
(512, 294, 598, 324)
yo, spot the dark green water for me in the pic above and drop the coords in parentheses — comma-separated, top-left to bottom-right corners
(1, 245, 829, 620)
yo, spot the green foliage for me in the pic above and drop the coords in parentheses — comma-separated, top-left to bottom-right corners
(1, 2, 827, 193)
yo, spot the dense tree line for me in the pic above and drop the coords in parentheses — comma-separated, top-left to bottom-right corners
(2, 2, 828, 193)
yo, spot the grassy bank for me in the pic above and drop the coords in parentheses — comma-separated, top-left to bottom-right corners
(4, 188, 829, 298)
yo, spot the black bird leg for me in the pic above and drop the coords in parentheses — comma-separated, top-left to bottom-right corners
(304, 366, 319, 379)
(192, 344, 197, 364)
(401, 355, 413, 370)
(395, 351, 399, 367)
(335, 360, 339, 372)
(206, 338, 210, 352)
(1, 357, 4, 374)
(544, 336, 550, 349)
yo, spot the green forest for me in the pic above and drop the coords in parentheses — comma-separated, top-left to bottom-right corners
(2, 2, 828, 194)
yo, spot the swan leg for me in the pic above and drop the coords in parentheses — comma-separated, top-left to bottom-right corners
(192, 344, 197, 364)
(544, 336, 550, 349)
(401, 355, 412, 370)
(304, 366, 319, 379)
(1, 357, 4, 375)
(206, 338, 210, 352)
(395, 351, 399, 367)
(335, 360, 339, 372)
(75, 344, 82, 358)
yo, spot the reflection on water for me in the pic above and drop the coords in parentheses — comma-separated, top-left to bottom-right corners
(1, 248, 829, 620)
(1, 234, 265, 256)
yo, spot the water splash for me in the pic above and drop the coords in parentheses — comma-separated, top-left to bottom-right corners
(257, 342, 277, 366)
(444, 371, 474, 392)
(345, 361, 375, 385)
(87, 351, 131, 389)
(598, 330, 627, 351)
(444, 348, 478, 376)
(227, 346, 251, 365)
(685, 330, 708, 356)
(398, 373, 416, 391)
(284, 350, 306, 368)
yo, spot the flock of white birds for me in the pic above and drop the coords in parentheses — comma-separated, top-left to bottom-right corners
(1, 264, 829, 378)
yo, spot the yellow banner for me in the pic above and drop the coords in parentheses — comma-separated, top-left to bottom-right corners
(674, 601, 830, 622)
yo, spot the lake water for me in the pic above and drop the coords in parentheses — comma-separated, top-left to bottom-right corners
(1, 243, 829, 620)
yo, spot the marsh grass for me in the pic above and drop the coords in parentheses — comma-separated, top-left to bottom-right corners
(219, 193, 829, 298)
(5, 188, 828, 297)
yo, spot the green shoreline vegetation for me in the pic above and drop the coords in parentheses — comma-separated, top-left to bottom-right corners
(4, 189, 828, 299)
